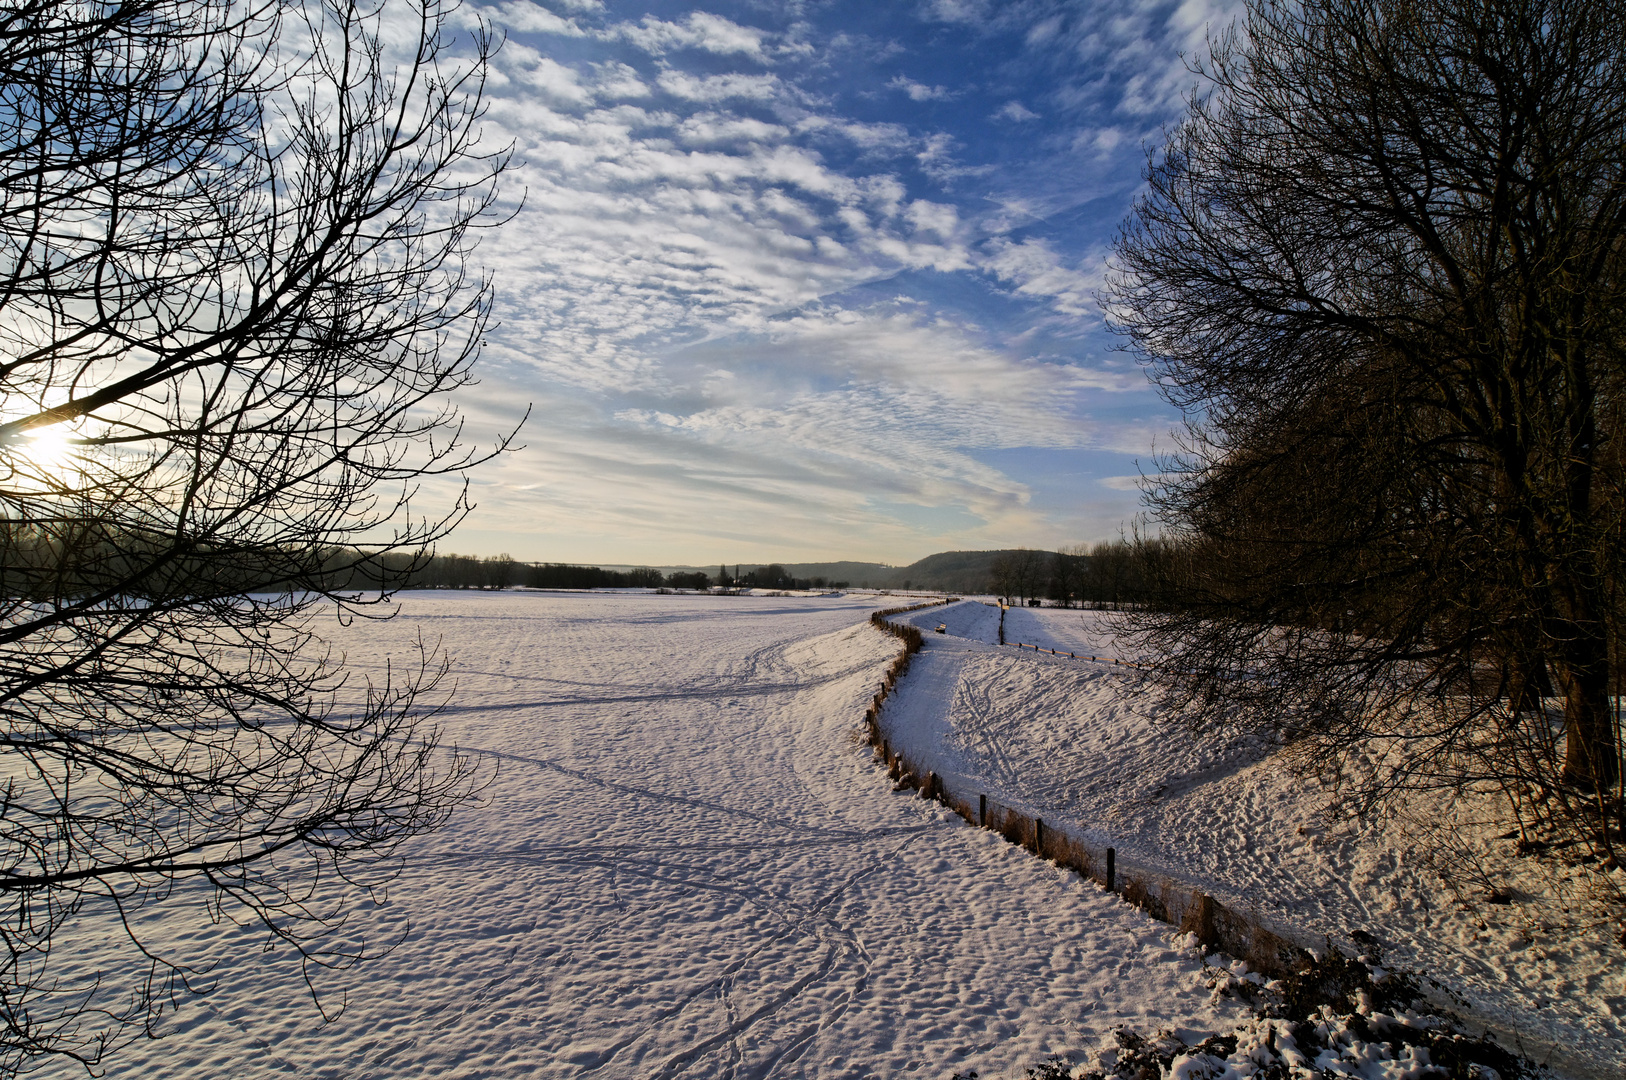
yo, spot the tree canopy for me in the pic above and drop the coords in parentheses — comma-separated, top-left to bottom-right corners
(1109, 0, 1626, 871)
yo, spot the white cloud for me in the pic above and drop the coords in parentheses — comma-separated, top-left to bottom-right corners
(683, 11, 769, 57)
(1072, 125, 1125, 156)
(994, 100, 1039, 122)
(979, 237, 1107, 318)
(505, 50, 594, 105)
(1025, 14, 1064, 45)
(611, 12, 769, 60)
(431, 2, 1181, 561)
(482, 1, 588, 35)
(677, 113, 788, 147)
(1047, 0, 1241, 120)
(870, 236, 972, 271)
(593, 308, 1096, 525)
(923, 0, 992, 24)
(914, 132, 991, 185)
(655, 70, 783, 103)
(590, 61, 651, 100)
(905, 199, 959, 241)
(469, 89, 945, 392)
(819, 119, 914, 153)
(888, 75, 954, 101)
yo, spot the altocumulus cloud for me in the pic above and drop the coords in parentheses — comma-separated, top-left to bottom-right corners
(439, 0, 1239, 565)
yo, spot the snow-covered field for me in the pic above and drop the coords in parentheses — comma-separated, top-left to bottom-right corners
(885, 602, 1625, 1077)
(41, 592, 1254, 1080)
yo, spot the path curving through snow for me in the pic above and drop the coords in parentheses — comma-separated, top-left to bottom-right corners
(44, 592, 1245, 1080)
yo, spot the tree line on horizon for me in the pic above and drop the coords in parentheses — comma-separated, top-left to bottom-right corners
(349, 554, 850, 592)
(989, 542, 1169, 609)
(398, 550, 1170, 599)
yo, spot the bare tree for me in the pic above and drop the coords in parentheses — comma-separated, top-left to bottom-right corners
(1013, 548, 1046, 605)
(1048, 545, 1088, 608)
(1109, 0, 1625, 875)
(0, 0, 511, 1070)
(1080, 540, 1131, 610)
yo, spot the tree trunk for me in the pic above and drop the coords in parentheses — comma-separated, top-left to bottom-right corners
(1507, 652, 1553, 714)
(1553, 630, 1619, 791)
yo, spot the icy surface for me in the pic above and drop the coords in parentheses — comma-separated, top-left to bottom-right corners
(41, 592, 1248, 1079)
(885, 603, 1625, 1076)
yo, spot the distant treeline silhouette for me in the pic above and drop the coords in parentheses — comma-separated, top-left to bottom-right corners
(378, 556, 860, 591)
(372, 553, 716, 591)
(0, 530, 729, 597)
(982, 540, 1175, 609)
(0, 525, 1160, 600)
(360, 554, 852, 591)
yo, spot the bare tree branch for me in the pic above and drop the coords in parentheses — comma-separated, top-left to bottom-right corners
(0, 0, 515, 1070)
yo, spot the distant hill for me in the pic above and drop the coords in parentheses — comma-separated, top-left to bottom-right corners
(588, 550, 1057, 592)
(773, 561, 894, 585)
(872, 549, 1055, 593)
(593, 550, 1053, 592)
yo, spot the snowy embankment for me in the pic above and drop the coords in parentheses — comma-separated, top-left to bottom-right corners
(44, 592, 1254, 1080)
(881, 602, 1624, 1077)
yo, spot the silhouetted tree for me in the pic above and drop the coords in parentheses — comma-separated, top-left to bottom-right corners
(1048, 545, 1087, 608)
(746, 563, 788, 588)
(482, 554, 518, 589)
(0, 0, 510, 1069)
(1109, 0, 1626, 871)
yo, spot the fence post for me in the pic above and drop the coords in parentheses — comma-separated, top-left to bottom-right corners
(1106, 847, 1115, 892)
(1035, 817, 1044, 856)
(1182, 890, 1218, 949)
(979, 792, 986, 827)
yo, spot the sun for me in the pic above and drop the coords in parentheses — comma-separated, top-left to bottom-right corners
(1, 426, 81, 486)
(24, 428, 73, 469)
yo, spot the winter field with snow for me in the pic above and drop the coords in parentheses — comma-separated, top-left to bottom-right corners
(37, 592, 1245, 1079)
(37, 592, 1621, 1078)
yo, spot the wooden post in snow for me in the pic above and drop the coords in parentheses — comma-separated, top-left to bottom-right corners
(979, 792, 986, 827)
(1106, 847, 1115, 892)
(1182, 889, 1219, 949)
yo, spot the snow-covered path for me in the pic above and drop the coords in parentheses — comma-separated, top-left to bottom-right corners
(50, 592, 1243, 1080)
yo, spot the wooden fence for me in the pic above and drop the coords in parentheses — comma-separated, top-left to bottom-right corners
(862, 604, 1313, 981)
(854, 606, 1601, 1078)
(1005, 640, 1151, 669)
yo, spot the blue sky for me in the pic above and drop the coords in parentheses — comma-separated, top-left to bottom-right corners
(447, 0, 1235, 566)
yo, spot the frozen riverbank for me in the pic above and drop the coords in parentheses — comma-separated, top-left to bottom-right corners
(42, 592, 1248, 1079)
